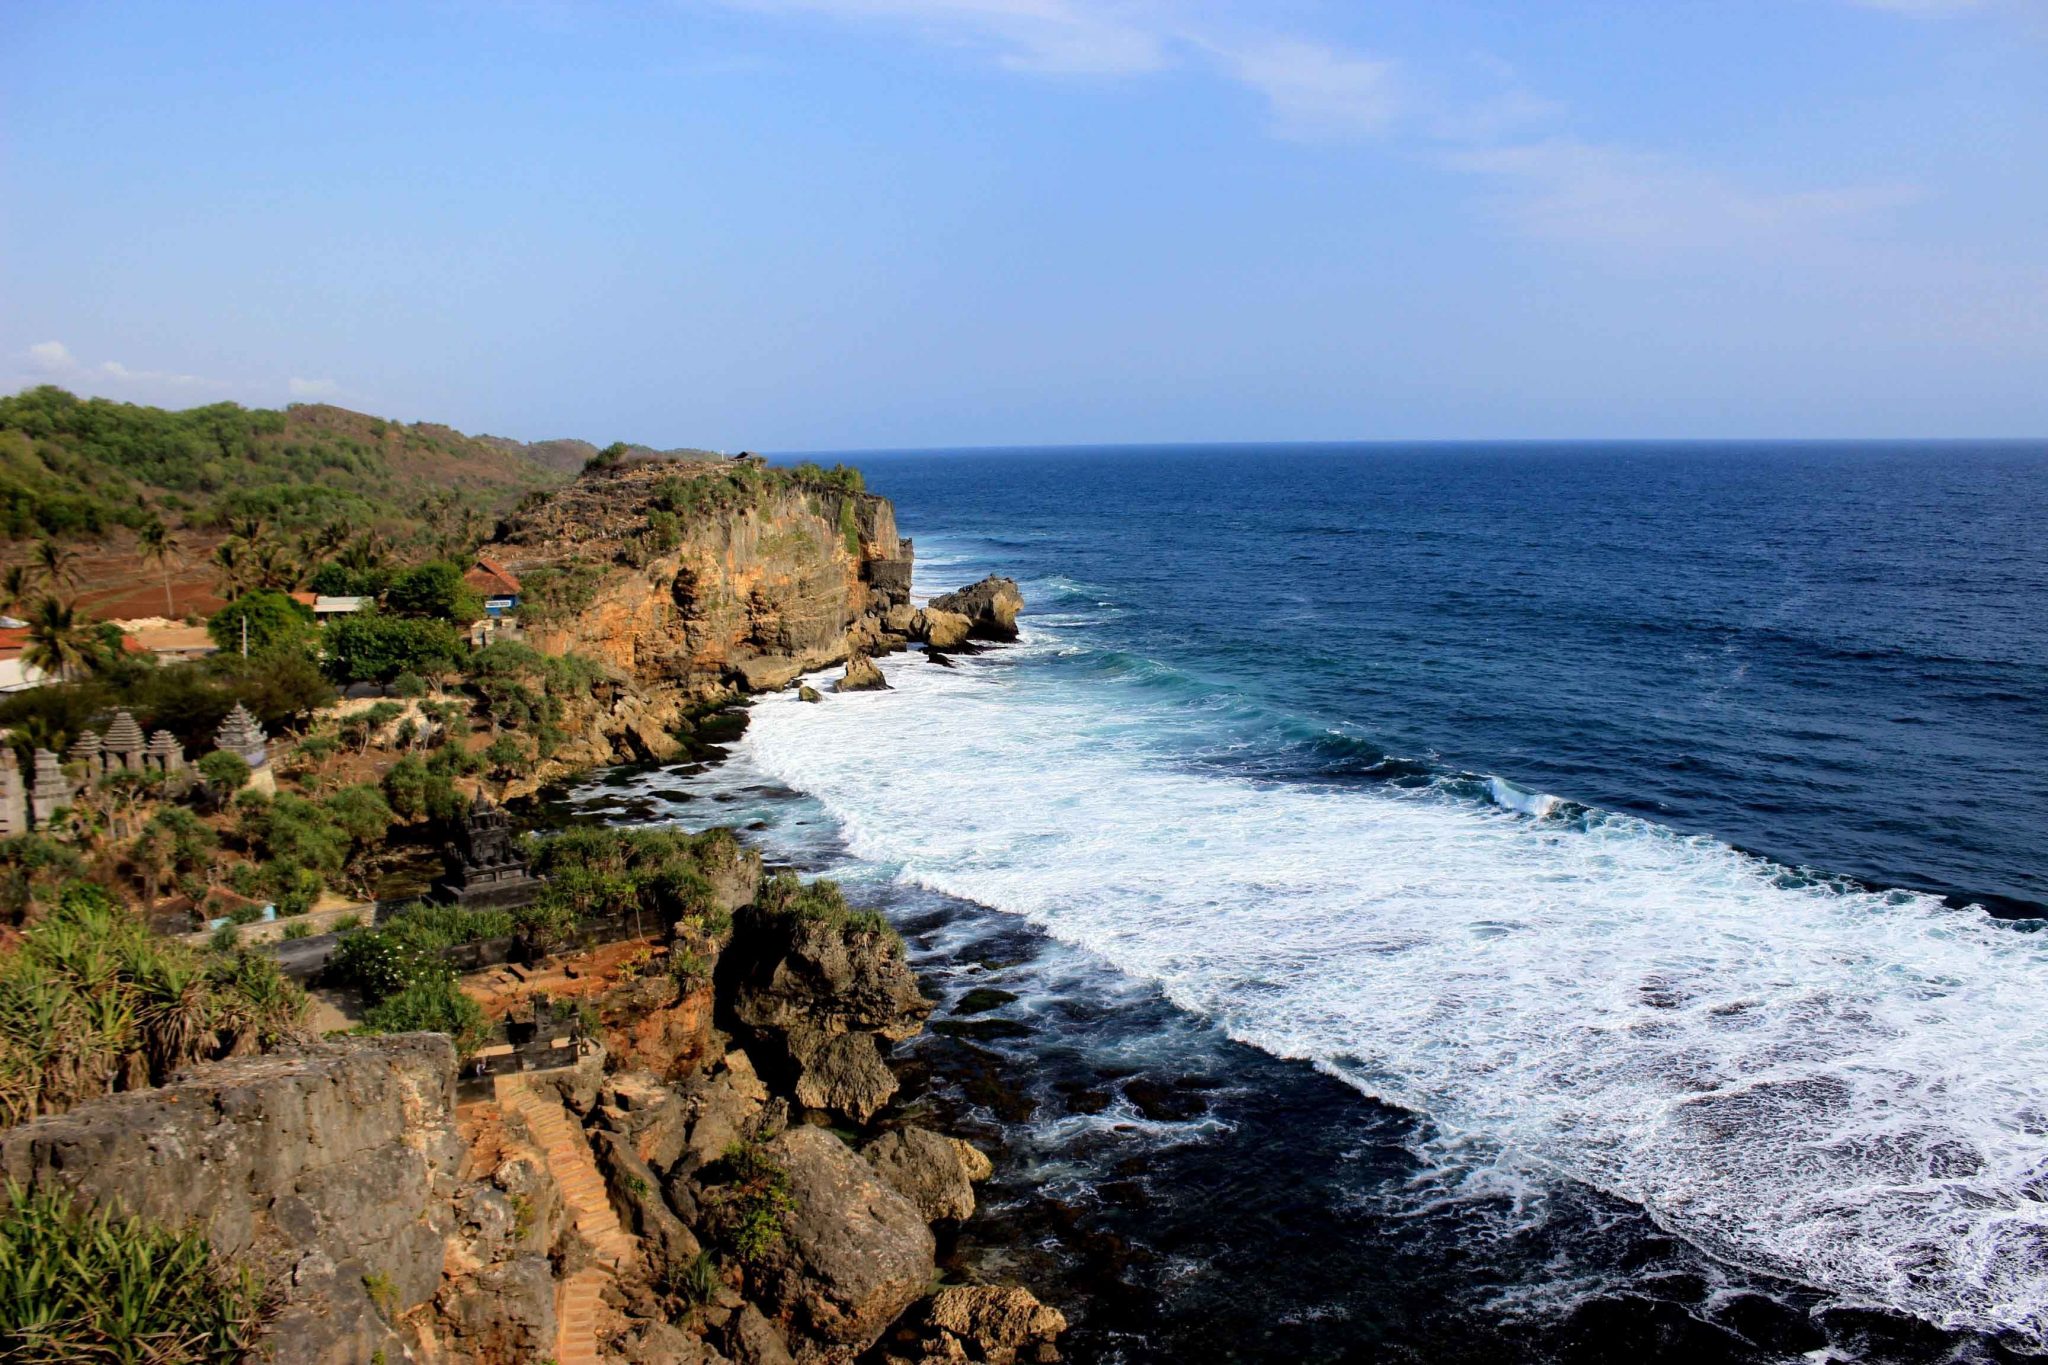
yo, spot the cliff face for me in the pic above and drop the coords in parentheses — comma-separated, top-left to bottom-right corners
(483, 461, 913, 791)
(0, 1034, 468, 1364)
(494, 461, 910, 692)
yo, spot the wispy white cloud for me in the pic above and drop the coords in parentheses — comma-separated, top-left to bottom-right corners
(17, 339, 235, 399)
(1448, 139, 1920, 255)
(719, 0, 1401, 137)
(725, 0, 1170, 75)
(8, 341, 350, 408)
(1212, 36, 1397, 140)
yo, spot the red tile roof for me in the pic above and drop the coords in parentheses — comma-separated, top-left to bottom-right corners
(465, 558, 522, 596)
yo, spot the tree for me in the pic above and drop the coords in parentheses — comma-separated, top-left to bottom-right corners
(306, 561, 386, 597)
(0, 564, 37, 618)
(211, 539, 250, 598)
(206, 590, 316, 660)
(196, 749, 251, 800)
(23, 598, 95, 682)
(250, 538, 300, 592)
(32, 540, 79, 592)
(137, 518, 183, 616)
(323, 612, 462, 684)
(483, 733, 532, 784)
(385, 560, 483, 623)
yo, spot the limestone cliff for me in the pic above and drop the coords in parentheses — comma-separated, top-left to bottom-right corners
(483, 459, 915, 793)
(0, 1035, 469, 1364)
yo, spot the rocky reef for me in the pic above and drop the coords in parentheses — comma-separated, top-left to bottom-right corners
(0, 865, 1065, 1365)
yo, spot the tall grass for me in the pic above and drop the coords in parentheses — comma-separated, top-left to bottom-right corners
(0, 1182, 264, 1362)
(0, 883, 306, 1125)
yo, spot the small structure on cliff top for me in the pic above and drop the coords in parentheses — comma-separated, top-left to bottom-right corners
(145, 729, 186, 775)
(213, 703, 269, 770)
(435, 793, 542, 909)
(102, 710, 146, 772)
(0, 748, 25, 836)
(29, 748, 72, 825)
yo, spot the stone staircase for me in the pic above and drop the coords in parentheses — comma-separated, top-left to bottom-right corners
(496, 1074, 635, 1365)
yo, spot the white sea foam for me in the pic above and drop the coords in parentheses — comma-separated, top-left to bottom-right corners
(741, 632, 2048, 1346)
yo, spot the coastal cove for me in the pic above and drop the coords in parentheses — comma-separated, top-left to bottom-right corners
(558, 441, 2048, 1364)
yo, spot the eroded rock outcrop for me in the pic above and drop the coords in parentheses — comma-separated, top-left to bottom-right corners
(885, 1285, 1070, 1365)
(492, 461, 910, 693)
(835, 653, 888, 692)
(928, 576, 1024, 642)
(864, 1126, 986, 1222)
(755, 1125, 937, 1350)
(0, 1034, 465, 1364)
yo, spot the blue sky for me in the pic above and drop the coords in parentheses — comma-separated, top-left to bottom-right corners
(3, 0, 2044, 447)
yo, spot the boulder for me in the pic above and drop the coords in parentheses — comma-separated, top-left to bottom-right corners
(915, 608, 973, 650)
(834, 653, 888, 692)
(949, 1137, 994, 1183)
(596, 1128, 702, 1283)
(864, 1127, 978, 1222)
(438, 1255, 559, 1363)
(678, 1050, 770, 1171)
(927, 1285, 1068, 1365)
(601, 1071, 693, 1171)
(620, 1318, 729, 1365)
(0, 1035, 464, 1365)
(883, 603, 918, 635)
(723, 1301, 796, 1365)
(758, 1126, 936, 1351)
(790, 1028, 899, 1124)
(734, 654, 806, 692)
(799, 685, 823, 703)
(928, 577, 1023, 642)
(726, 909, 931, 1043)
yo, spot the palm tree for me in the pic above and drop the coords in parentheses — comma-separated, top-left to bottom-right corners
(227, 513, 268, 543)
(211, 539, 250, 597)
(137, 519, 183, 617)
(0, 564, 38, 618)
(252, 539, 299, 592)
(33, 540, 79, 593)
(339, 531, 387, 574)
(24, 597, 95, 683)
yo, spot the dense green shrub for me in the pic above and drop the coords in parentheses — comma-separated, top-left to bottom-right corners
(358, 976, 488, 1056)
(0, 1183, 265, 1361)
(206, 589, 316, 659)
(510, 561, 605, 628)
(381, 754, 467, 822)
(329, 927, 447, 1002)
(752, 871, 897, 947)
(379, 901, 515, 952)
(524, 825, 746, 939)
(385, 560, 483, 623)
(306, 561, 390, 597)
(699, 1142, 796, 1265)
(0, 884, 305, 1122)
(324, 612, 463, 684)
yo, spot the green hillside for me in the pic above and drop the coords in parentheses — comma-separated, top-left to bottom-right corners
(0, 386, 573, 543)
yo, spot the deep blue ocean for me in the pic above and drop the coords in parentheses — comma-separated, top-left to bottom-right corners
(569, 442, 2048, 1363)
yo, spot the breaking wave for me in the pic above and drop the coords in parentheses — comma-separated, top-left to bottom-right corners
(741, 628, 2048, 1348)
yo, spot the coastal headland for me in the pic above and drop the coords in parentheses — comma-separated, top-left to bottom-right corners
(0, 391, 1051, 1364)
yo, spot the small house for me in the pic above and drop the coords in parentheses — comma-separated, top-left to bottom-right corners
(464, 559, 522, 618)
(312, 595, 367, 622)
